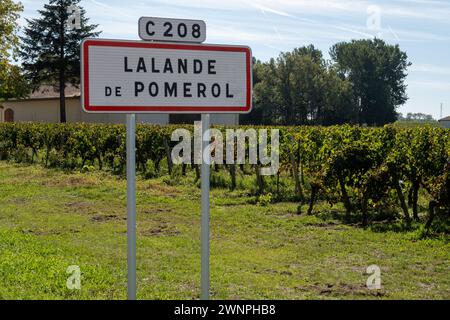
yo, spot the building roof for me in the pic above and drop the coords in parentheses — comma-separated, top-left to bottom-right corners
(438, 116, 450, 122)
(7, 84, 80, 101)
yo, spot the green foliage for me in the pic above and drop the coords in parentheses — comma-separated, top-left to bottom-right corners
(331, 39, 411, 125)
(257, 193, 272, 206)
(244, 39, 410, 126)
(0, 63, 29, 100)
(0, 0, 23, 60)
(162, 165, 183, 186)
(0, 122, 448, 231)
(0, 0, 29, 100)
(243, 45, 357, 125)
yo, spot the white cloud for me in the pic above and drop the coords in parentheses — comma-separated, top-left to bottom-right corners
(409, 64, 450, 76)
(247, 2, 295, 18)
(409, 80, 450, 91)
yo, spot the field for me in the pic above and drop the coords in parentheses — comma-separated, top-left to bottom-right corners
(0, 161, 449, 300)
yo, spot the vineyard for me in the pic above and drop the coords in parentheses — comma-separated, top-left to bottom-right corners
(0, 123, 449, 234)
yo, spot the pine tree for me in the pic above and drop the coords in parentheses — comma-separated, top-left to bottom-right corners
(20, 0, 100, 122)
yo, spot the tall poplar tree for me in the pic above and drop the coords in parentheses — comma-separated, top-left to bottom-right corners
(20, 0, 100, 122)
(330, 39, 410, 126)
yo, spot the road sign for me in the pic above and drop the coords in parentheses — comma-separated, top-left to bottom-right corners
(138, 17, 206, 43)
(81, 39, 252, 113)
(81, 24, 252, 300)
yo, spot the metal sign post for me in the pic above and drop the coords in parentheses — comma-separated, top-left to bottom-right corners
(126, 113, 137, 300)
(201, 113, 210, 300)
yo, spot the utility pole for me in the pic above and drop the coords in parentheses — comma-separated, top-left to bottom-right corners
(440, 103, 443, 119)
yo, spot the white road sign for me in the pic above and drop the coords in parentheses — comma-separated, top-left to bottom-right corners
(81, 39, 252, 113)
(138, 17, 206, 43)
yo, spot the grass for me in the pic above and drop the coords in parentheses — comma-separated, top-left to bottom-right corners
(0, 161, 449, 300)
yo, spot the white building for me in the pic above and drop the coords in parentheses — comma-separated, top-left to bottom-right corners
(0, 85, 239, 125)
(438, 116, 450, 128)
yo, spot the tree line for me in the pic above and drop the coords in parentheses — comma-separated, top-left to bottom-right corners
(398, 113, 435, 122)
(2, 0, 410, 126)
(242, 41, 410, 126)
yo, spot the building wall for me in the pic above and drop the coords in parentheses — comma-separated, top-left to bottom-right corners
(1, 98, 239, 125)
(2, 99, 61, 122)
(440, 120, 450, 129)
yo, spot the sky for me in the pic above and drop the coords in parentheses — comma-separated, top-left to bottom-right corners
(19, 0, 450, 119)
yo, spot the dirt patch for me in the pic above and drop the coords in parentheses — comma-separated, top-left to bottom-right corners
(216, 201, 243, 207)
(21, 229, 61, 236)
(9, 197, 28, 205)
(65, 201, 93, 213)
(142, 182, 181, 197)
(295, 282, 386, 297)
(41, 175, 99, 187)
(90, 214, 125, 222)
(141, 208, 173, 214)
(140, 222, 180, 237)
(304, 221, 347, 230)
(256, 268, 294, 276)
(20, 228, 80, 236)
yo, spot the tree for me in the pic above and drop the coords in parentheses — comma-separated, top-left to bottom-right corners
(330, 39, 410, 126)
(20, 0, 100, 122)
(0, 0, 22, 61)
(242, 58, 280, 125)
(0, 63, 29, 100)
(320, 66, 358, 125)
(275, 45, 325, 125)
(0, 0, 28, 101)
(243, 45, 358, 126)
(241, 58, 278, 124)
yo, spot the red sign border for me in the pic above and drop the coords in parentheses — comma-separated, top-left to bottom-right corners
(81, 39, 252, 113)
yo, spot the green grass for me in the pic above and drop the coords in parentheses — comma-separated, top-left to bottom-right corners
(0, 161, 448, 300)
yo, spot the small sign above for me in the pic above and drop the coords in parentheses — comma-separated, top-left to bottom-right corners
(138, 17, 206, 43)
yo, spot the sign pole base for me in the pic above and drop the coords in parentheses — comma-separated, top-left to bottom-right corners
(126, 113, 137, 300)
(201, 114, 210, 300)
